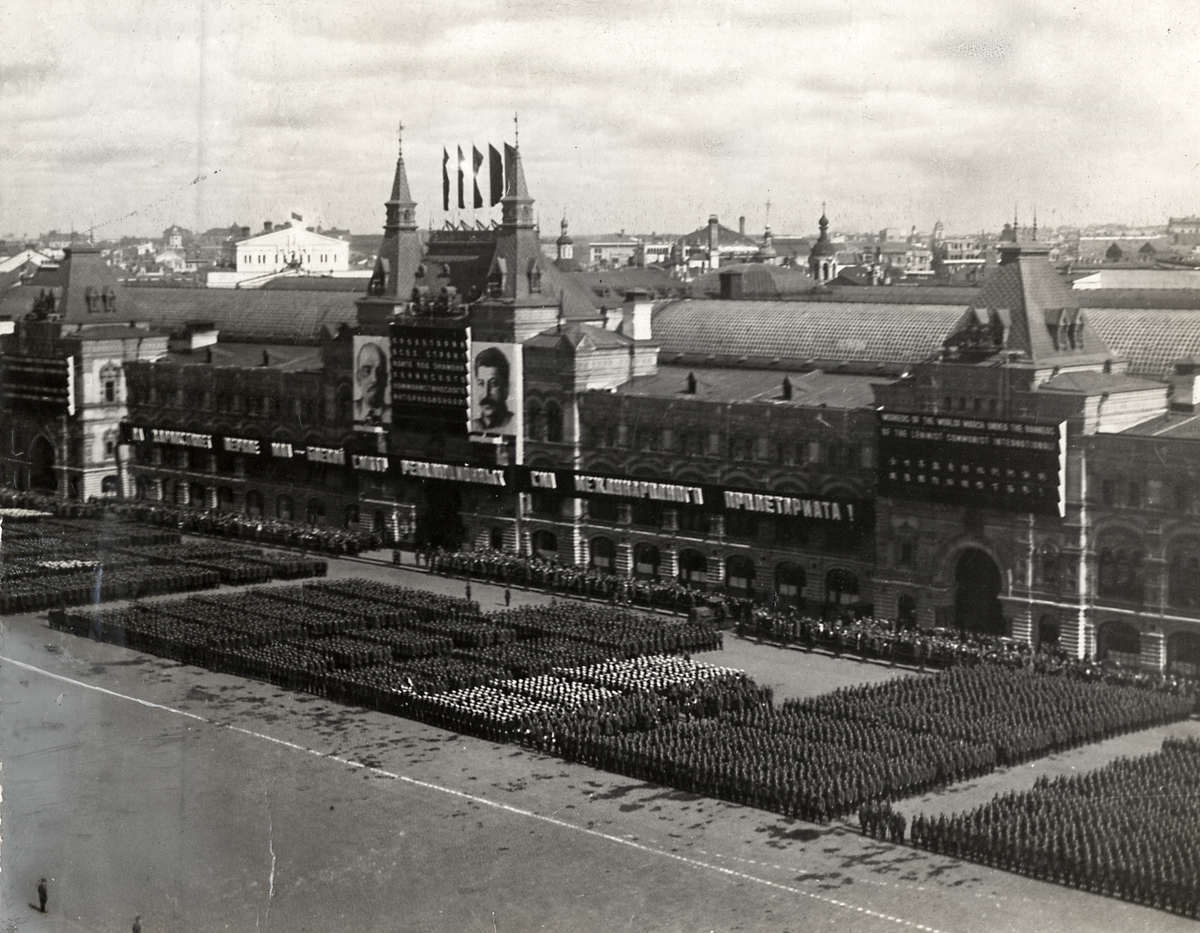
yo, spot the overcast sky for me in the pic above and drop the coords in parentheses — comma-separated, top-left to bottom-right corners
(2, 0, 1198, 240)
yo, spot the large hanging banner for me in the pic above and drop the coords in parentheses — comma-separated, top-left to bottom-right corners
(877, 411, 1067, 516)
(469, 341, 522, 440)
(352, 335, 391, 428)
(389, 321, 470, 434)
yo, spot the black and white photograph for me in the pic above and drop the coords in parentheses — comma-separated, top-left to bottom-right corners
(2, 1, 1200, 931)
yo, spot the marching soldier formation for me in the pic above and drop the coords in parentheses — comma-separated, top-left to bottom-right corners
(911, 737, 1200, 918)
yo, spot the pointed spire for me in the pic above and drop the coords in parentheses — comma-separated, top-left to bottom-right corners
(386, 121, 415, 225)
(501, 117, 534, 228)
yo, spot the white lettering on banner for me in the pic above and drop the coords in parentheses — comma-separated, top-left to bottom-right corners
(400, 460, 506, 486)
(574, 474, 704, 505)
(723, 491, 854, 522)
(307, 446, 346, 465)
(223, 436, 260, 455)
(131, 427, 146, 442)
(271, 442, 294, 458)
(150, 429, 212, 449)
(530, 470, 557, 490)
(352, 454, 388, 473)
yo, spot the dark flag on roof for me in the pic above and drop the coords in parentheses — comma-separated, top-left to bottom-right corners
(503, 143, 517, 198)
(472, 145, 484, 209)
(442, 148, 450, 212)
(488, 144, 504, 206)
(456, 145, 466, 210)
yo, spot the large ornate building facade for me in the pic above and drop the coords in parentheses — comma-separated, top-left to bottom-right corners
(4, 133, 1200, 676)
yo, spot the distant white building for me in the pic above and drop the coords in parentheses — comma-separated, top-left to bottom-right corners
(235, 222, 349, 275)
(0, 248, 53, 274)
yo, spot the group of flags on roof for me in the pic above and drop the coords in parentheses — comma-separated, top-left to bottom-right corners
(442, 143, 516, 211)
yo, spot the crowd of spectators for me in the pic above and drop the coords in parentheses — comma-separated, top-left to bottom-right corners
(425, 548, 713, 615)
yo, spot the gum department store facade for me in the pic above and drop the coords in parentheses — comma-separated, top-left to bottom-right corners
(2, 135, 1200, 675)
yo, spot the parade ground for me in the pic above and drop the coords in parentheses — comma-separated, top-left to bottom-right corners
(2, 556, 1198, 932)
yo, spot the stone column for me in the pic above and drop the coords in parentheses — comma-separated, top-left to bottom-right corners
(1139, 630, 1166, 673)
(1008, 605, 1034, 646)
(206, 485, 218, 509)
(707, 552, 725, 589)
(661, 547, 679, 579)
(616, 540, 633, 576)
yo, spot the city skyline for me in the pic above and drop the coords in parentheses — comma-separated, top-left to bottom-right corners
(2, 0, 1198, 240)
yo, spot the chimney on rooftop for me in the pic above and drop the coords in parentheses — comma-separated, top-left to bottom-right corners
(263, 221, 273, 233)
(1170, 359, 1200, 411)
(708, 215, 720, 271)
(739, 216, 746, 236)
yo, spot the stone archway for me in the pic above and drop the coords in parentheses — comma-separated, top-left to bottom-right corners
(953, 547, 1004, 634)
(29, 436, 55, 492)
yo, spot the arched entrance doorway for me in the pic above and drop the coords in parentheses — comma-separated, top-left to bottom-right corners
(590, 536, 615, 571)
(1168, 631, 1200, 677)
(775, 562, 806, 607)
(725, 555, 756, 596)
(415, 481, 464, 551)
(897, 594, 918, 630)
(953, 548, 1004, 634)
(679, 549, 707, 586)
(1037, 614, 1061, 648)
(825, 568, 859, 618)
(29, 436, 55, 492)
(1097, 620, 1140, 665)
(532, 530, 559, 562)
(634, 543, 660, 578)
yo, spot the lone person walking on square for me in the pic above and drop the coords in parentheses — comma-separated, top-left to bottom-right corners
(36, 877, 48, 912)
(504, 587, 512, 607)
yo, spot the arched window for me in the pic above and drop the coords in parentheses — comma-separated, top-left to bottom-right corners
(99, 362, 121, 404)
(134, 477, 149, 501)
(526, 402, 543, 440)
(1097, 535, 1145, 602)
(244, 490, 264, 518)
(102, 429, 119, 460)
(544, 401, 563, 443)
(590, 536, 615, 571)
(826, 568, 860, 605)
(217, 486, 234, 511)
(189, 482, 207, 508)
(679, 549, 707, 585)
(532, 530, 559, 562)
(634, 543, 660, 578)
(725, 555, 756, 594)
(306, 498, 326, 526)
(489, 526, 505, 551)
(100, 475, 120, 498)
(344, 505, 359, 529)
(775, 562, 806, 604)
(276, 495, 294, 521)
(898, 594, 918, 629)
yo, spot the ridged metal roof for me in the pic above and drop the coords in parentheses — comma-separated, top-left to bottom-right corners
(652, 299, 960, 366)
(1086, 309, 1200, 380)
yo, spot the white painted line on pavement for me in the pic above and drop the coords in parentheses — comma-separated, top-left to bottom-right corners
(0, 653, 948, 933)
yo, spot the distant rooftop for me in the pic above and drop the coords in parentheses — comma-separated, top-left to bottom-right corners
(613, 365, 879, 409)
